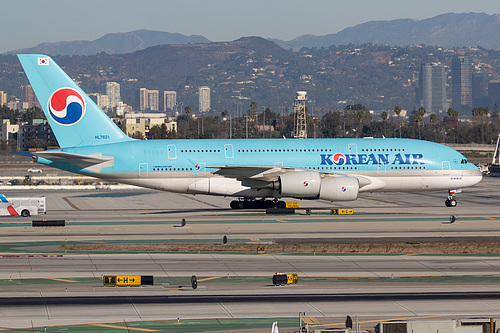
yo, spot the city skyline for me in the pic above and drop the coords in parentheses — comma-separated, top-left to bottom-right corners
(2, 0, 500, 54)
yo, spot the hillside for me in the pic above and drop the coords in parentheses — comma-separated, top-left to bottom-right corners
(3, 38, 500, 113)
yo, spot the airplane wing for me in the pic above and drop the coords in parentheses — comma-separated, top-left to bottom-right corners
(208, 165, 373, 188)
(33, 151, 114, 170)
(208, 165, 295, 182)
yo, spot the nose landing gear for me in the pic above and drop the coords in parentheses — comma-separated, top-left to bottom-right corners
(445, 189, 462, 207)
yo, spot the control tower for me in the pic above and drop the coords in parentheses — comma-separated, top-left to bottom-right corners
(292, 91, 307, 138)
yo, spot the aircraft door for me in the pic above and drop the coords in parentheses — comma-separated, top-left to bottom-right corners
(442, 161, 450, 175)
(348, 143, 358, 157)
(167, 145, 177, 159)
(139, 163, 148, 177)
(377, 161, 387, 175)
(224, 144, 234, 158)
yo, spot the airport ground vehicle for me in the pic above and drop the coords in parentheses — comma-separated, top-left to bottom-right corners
(0, 194, 46, 217)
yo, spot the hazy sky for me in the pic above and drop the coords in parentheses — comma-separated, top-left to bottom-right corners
(2, 0, 500, 53)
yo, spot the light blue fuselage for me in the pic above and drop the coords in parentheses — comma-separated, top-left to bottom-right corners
(36, 137, 481, 198)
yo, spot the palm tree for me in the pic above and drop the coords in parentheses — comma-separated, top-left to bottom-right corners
(416, 107, 426, 139)
(394, 106, 402, 138)
(381, 111, 388, 137)
(250, 101, 257, 121)
(430, 113, 438, 142)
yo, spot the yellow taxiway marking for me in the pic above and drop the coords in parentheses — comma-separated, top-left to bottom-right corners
(483, 217, 496, 220)
(197, 276, 224, 282)
(92, 324, 159, 331)
(47, 278, 79, 283)
(309, 315, 449, 328)
(302, 317, 320, 325)
(250, 238, 260, 241)
(276, 219, 288, 223)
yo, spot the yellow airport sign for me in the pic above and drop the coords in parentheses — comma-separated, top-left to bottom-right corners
(103, 275, 153, 286)
(331, 208, 354, 215)
(116, 276, 142, 286)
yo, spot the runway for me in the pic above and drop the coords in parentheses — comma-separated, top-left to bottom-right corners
(0, 176, 498, 331)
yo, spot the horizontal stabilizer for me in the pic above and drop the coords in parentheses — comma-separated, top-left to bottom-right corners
(33, 151, 113, 169)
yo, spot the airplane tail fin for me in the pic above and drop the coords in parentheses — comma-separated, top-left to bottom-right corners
(0, 194, 8, 203)
(17, 54, 133, 149)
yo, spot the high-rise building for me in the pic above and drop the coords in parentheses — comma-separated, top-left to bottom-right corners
(417, 63, 446, 115)
(199, 86, 210, 113)
(0, 91, 7, 106)
(164, 91, 177, 111)
(148, 90, 159, 111)
(21, 85, 38, 109)
(106, 82, 121, 108)
(89, 93, 109, 110)
(472, 72, 488, 100)
(452, 56, 472, 111)
(139, 88, 159, 111)
(139, 88, 149, 111)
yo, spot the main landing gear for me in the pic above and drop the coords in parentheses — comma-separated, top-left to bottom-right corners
(230, 199, 286, 209)
(445, 189, 462, 207)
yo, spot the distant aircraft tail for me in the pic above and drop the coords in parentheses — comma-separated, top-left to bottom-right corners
(0, 194, 8, 203)
(17, 54, 133, 149)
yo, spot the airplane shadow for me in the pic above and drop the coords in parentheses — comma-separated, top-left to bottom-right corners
(142, 208, 232, 215)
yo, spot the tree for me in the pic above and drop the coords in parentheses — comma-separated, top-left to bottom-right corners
(185, 106, 191, 116)
(131, 131, 146, 140)
(447, 108, 459, 126)
(381, 111, 388, 137)
(394, 105, 402, 138)
(148, 124, 167, 139)
(413, 107, 426, 139)
(430, 113, 438, 142)
(250, 101, 257, 121)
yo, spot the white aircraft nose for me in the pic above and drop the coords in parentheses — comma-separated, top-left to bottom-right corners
(465, 169, 483, 187)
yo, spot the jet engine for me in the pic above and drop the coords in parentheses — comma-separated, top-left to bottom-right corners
(278, 171, 359, 201)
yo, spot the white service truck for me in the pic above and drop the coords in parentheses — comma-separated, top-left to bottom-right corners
(0, 194, 46, 217)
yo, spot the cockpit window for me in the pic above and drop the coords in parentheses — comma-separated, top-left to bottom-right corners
(460, 159, 468, 164)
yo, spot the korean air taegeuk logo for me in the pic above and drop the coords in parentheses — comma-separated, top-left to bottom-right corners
(47, 88, 86, 126)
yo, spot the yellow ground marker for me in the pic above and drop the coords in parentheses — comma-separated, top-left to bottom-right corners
(250, 238, 260, 241)
(197, 276, 224, 282)
(483, 217, 496, 220)
(276, 219, 288, 223)
(47, 278, 79, 283)
(92, 324, 159, 331)
(302, 317, 320, 325)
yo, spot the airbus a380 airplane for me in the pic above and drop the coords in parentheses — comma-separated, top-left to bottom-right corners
(18, 54, 482, 209)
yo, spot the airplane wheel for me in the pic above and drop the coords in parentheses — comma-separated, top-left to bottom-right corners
(264, 200, 275, 209)
(445, 199, 450, 207)
(237, 201, 246, 209)
(277, 201, 286, 209)
(449, 199, 457, 207)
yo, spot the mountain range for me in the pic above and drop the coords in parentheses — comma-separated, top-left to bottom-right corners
(5, 13, 500, 56)
(272, 13, 500, 50)
(7, 30, 211, 56)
